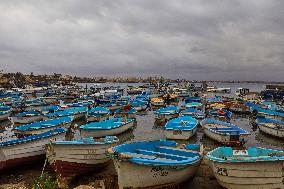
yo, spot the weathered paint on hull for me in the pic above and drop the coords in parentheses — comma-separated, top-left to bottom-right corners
(203, 128, 248, 146)
(164, 127, 197, 140)
(114, 160, 200, 189)
(0, 133, 65, 171)
(14, 123, 72, 136)
(51, 160, 109, 178)
(0, 154, 45, 172)
(258, 124, 284, 138)
(211, 161, 284, 189)
(0, 112, 11, 121)
(46, 143, 114, 177)
(11, 115, 43, 124)
(80, 121, 135, 138)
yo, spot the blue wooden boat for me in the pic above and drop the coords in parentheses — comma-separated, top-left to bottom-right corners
(130, 100, 148, 111)
(46, 136, 119, 178)
(154, 106, 180, 122)
(80, 117, 135, 138)
(66, 101, 94, 109)
(40, 105, 60, 114)
(256, 117, 284, 138)
(184, 96, 202, 103)
(86, 107, 110, 122)
(164, 116, 198, 140)
(252, 107, 284, 119)
(45, 107, 88, 120)
(206, 147, 284, 189)
(114, 107, 137, 119)
(107, 140, 202, 188)
(14, 116, 73, 136)
(208, 108, 232, 119)
(11, 110, 43, 124)
(200, 118, 250, 146)
(0, 128, 66, 171)
(180, 108, 205, 119)
(0, 106, 12, 121)
(181, 102, 203, 110)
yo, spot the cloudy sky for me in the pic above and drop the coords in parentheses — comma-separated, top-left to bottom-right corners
(0, 0, 283, 81)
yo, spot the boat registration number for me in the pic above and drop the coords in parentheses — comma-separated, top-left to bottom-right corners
(173, 130, 182, 135)
(233, 150, 248, 156)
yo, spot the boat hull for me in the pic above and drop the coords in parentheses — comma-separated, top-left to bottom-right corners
(46, 143, 115, 177)
(114, 159, 200, 189)
(258, 124, 284, 138)
(14, 122, 72, 136)
(80, 121, 135, 138)
(211, 161, 284, 189)
(0, 112, 11, 121)
(203, 128, 248, 146)
(11, 115, 43, 124)
(0, 133, 65, 171)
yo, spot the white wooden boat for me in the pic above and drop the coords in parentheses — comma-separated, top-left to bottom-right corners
(86, 107, 110, 122)
(108, 140, 202, 188)
(0, 128, 66, 171)
(154, 106, 180, 122)
(14, 116, 73, 136)
(80, 118, 135, 138)
(256, 117, 284, 138)
(206, 147, 284, 189)
(10, 111, 43, 124)
(45, 107, 87, 120)
(200, 118, 250, 146)
(164, 116, 198, 140)
(46, 136, 118, 178)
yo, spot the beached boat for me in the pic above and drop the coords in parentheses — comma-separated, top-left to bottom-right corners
(184, 96, 202, 104)
(86, 107, 110, 122)
(253, 107, 284, 120)
(11, 110, 43, 124)
(200, 118, 250, 146)
(0, 106, 12, 121)
(14, 116, 73, 136)
(0, 128, 66, 171)
(164, 116, 198, 140)
(180, 108, 205, 119)
(181, 102, 203, 110)
(46, 136, 119, 178)
(228, 103, 250, 114)
(45, 107, 87, 120)
(206, 147, 284, 189)
(114, 107, 137, 119)
(154, 106, 180, 122)
(151, 98, 164, 107)
(80, 117, 135, 138)
(208, 108, 232, 120)
(131, 100, 148, 111)
(25, 102, 52, 112)
(107, 140, 202, 189)
(256, 117, 284, 138)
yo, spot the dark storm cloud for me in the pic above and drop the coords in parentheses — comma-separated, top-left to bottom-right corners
(0, 0, 283, 81)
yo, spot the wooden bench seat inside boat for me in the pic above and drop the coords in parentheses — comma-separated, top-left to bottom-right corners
(121, 152, 174, 161)
(157, 146, 198, 153)
(137, 149, 189, 160)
